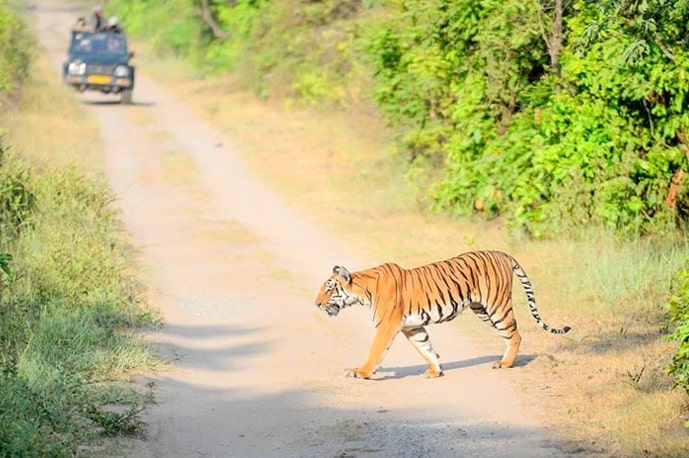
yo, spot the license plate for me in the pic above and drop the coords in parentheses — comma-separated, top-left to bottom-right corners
(87, 74, 111, 84)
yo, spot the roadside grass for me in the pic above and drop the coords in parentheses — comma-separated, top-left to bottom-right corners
(0, 48, 103, 173)
(134, 53, 689, 456)
(0, 49, 161, 455)
(513, 233, 689, 455)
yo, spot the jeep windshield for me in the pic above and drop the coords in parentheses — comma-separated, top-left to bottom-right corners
(69, 31, 128, 55)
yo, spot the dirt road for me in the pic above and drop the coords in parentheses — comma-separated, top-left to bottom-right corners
(33, 1, 570, 456)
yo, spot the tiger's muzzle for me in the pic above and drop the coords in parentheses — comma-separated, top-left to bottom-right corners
(318, 303, 341, 317)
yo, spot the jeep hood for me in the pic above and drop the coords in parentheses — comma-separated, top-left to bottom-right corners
(67, 52, 130, 66)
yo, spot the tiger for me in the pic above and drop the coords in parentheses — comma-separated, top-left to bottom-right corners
(314, 250, 570, 379)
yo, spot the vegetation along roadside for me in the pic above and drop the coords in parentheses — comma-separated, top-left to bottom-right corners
(109, 0, 689, 456)
(0, 1, 161, 456)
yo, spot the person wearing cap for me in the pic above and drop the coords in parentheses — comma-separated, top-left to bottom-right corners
(104, 16, 123, 33)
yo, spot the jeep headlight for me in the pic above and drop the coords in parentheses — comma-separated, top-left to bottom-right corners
(114, 66, 130, 77)
(67, 61, 86, 76)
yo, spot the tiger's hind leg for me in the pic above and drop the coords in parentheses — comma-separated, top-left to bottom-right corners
(494, 325, 521, 369)
(470, 302, 522, 369)
(402, 326, 443, 378)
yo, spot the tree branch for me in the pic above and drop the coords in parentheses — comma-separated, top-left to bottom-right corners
(194, 0, 230, 40)
(653, 38, 676, 62)
(538, 0, 563, 92)
(537, 2, 552, 55)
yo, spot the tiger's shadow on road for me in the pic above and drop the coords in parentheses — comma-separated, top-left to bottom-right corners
(376, 353, 538, 380)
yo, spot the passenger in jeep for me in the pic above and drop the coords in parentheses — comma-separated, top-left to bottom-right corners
(104, 16, 123, 33)
(74, 16, 88, 31)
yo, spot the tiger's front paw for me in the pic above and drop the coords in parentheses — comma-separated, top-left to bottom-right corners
(423, 368, 444, 378)
(344, 368, 372, 379)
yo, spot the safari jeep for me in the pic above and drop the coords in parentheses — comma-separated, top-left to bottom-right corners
(63, 30, 135, 104)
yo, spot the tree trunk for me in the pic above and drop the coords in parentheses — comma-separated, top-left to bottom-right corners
(539, 0, 564, 93)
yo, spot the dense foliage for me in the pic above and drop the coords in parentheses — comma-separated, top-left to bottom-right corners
(367, 0, 689, 237)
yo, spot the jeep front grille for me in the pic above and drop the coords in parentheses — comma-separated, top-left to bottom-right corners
(86, 64, 115, 75)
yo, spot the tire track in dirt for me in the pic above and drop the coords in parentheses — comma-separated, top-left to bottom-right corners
(33, 1, 572, 456)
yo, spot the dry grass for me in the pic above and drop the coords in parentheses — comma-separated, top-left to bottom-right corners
(0, 51, 104, 174)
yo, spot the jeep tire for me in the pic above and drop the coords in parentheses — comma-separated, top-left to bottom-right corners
(121, 89, 133, 105)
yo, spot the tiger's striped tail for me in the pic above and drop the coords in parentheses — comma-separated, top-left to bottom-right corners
(512, 259, 571, 335)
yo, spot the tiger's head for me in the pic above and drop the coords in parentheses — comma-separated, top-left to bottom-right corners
(314, 265, 365, 317)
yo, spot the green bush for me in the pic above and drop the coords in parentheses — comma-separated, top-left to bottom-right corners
(0, 252, 10, 279)
(0, 143, 35, 240)
(364, 0, 689, 237)
(667, 259, 689, 406)
(0, 0, 31, 95)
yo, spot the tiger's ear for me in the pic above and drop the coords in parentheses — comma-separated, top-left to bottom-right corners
(332, 265, 352, 284)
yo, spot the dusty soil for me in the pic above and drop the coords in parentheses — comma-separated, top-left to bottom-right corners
(32, 1, 573, 456)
